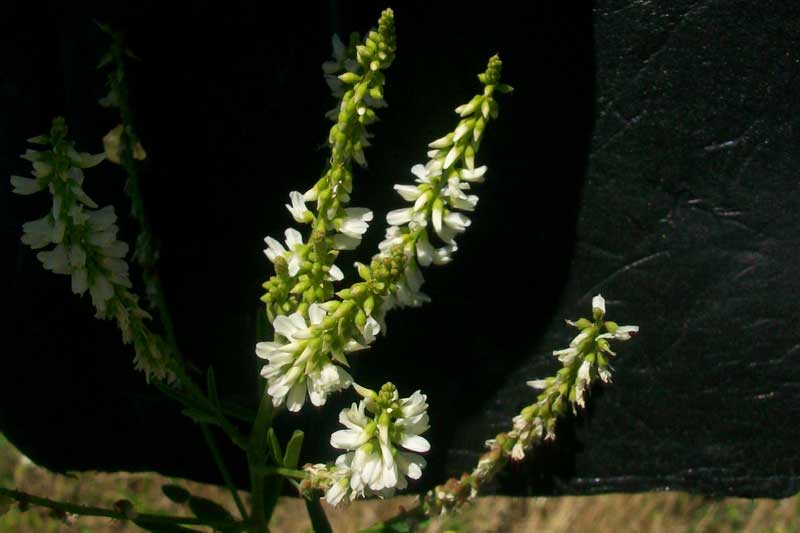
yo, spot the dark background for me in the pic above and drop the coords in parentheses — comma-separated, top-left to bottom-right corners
(2, 0, 799, 498)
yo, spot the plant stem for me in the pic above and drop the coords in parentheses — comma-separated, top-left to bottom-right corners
(0, 487, 241, 530)
(247, 387, 276, 532)
(200, 423, 248, 520)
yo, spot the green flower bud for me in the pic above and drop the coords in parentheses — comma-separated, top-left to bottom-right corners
(338, 72, 361, 85)
(355, 309, 367, 329)
(363, 295, 375, 316)
(604, 321, 619, 334)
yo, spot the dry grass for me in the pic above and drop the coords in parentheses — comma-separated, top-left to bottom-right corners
(0, 433, 797, 532)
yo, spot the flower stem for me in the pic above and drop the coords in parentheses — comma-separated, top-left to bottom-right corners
(200, 423, 248, 520)
(0, 487, 241, 529)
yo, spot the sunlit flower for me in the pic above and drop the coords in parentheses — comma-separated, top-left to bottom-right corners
(263, 228, 304, 277)
(324, 383, 430, 505)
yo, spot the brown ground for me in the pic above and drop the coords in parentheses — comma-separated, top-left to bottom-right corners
(0, 434, 797, 532)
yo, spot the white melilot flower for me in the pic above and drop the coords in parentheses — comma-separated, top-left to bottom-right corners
(21, 216, 55, 249)
(10, 175, 45, 195)
(393, 184, 422, 202)
(553, 347, 579, 365)
(322, 34, 347, 75)
(264, 228, 304, 277)
(598, 325, 640, 341)
(285, 191, 313, 223)
(526, 379, 549, 390)
(325, 384, 430, 505)
(257, 303, 351, 411)
(333, 208, 373, 250)
(393, 265, 430, 308)
(592, 294, 606, 317)
(386, 208, 412, 226)
(307, 363, 353, 407)
(575, 359, 592, 408)
(460, 165, 487, 183)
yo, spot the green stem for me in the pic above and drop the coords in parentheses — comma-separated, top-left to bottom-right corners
(247, 387, 276, 532)
(200, 423, 248, 520)
(304, 495, 333, 533)
(0, 487, 241, 530)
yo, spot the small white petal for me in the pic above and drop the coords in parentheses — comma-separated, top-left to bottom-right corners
(394, 184, 422, 202)
(400, 434, 430, 453)
(386, 208, 412, 226)
(526, 379, 549, 390)
(284, 228, 303, 249)
(592, 294, 606, 317)
(10, 176, 44, 195)
(286, 381, 307, 412)
(333, 234, 361, 250)
(308, 303, 326, 325)
(328, 264, 344, 281)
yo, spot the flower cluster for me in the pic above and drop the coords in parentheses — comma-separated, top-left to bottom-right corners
(13, 118, 128, 316)
(303, 383, 430, 506)
(507, 294, 638, 459)
(376, 55, 511, 317)
(13, 118, 174, 382)
(423, 294, 638, 516)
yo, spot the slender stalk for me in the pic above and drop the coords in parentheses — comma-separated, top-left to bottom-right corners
(200, 423, 248, 520)
(247, 388, 276, 532)
(0, 487, 241, 530)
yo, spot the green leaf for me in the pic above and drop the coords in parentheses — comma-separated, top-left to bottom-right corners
(305, 496, 333, 533)
(266, 428, 283, 465)
(283, 430, 304, 468)
(207, 367, 221, 413)
(161, 484, 191, 504)
(188, 496, 234, 522)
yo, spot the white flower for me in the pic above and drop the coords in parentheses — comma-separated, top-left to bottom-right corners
(10, 175, 45, 195)
(322, 34, 347, 74)
(394, 265, 430, 308)
(597, 325, 640, 341)
(307, 363, 352, 407)
(263, 228, 304, 276)
(333, 208, 373, 250)
(325, 462, 352, 506)
(446, 176, 479, 211)
(257, 303, 351, 411)
(526, 379, 549, 390)
(575, 359, 592, 408)
(327, 385, 430, 503)
(411, 163, 440, 184)
(460, 165, 487, 183)
(432, 207, 470, 244)
(393, 184, 422, 202)
(21, 216, 54, 249)
(592, 294, 606, 317)
(553, 347, 579, 365)
(285, 191, 313, 223)
(386, 208, 412, 226)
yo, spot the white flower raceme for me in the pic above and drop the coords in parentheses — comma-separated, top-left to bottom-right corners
(319, 383, 429, 505)
(256, 303, 354, 411)
(13, 135, 133, 316)
(507, 294, 639, 461)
